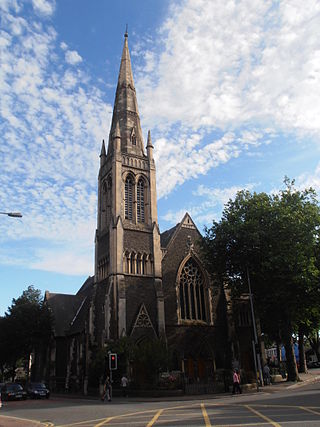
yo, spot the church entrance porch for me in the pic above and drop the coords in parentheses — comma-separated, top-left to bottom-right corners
(183, 356, 216, 394)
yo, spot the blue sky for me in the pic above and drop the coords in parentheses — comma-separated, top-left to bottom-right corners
(1, 0, 320, 315)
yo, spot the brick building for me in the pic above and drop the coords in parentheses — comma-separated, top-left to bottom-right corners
(44, 33, 255, 393)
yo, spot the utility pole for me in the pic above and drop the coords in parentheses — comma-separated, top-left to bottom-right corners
(247, 266, 264, 391)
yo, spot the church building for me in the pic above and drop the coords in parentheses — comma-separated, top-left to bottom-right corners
(43, 32, 255, 394)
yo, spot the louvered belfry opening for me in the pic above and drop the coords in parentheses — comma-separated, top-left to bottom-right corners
(125, 176, 133, 220)
(137, 178, 145, 223)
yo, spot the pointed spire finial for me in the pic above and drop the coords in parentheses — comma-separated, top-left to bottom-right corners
(100, 139, 106, 157)
(100, 139, 106, 166)
(124, 24, 128, 38)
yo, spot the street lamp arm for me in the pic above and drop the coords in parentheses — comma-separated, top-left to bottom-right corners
(0, 212, 23, 218)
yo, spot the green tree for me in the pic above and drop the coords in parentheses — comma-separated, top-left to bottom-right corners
(131, 338, 170, 387)
(202, 179, 320, 381)
(1, 285, 52, 381)
(89, 337, 171, 389)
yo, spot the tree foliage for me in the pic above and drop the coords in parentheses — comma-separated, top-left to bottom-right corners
(0, 285, 52, 381)
(89, 336, 171, 388)
(202, 178, 320, 381)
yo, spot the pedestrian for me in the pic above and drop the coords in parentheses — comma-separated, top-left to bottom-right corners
(232, 369, 242, 394)
(263, 364, 271, 385)
(121, 374, 128, 397)
(101, 376, 112, 402)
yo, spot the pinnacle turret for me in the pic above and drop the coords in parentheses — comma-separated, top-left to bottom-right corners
(100, 139, 106, 156)
(147, 130, 154, 160)
(147, 130, 153, 148)
(100, 139, 106, 166)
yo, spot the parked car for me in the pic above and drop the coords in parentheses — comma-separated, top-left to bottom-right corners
(26, 382, 50, 399)
(1, 383, 27, 401)
(0, 382, 4, 402)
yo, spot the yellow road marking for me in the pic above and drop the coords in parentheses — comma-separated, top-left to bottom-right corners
(56, 403, 205, 427)
(52, 401, 320, 427)
(299, 406, 320, 416)
(146, 409, 163, 427)
(251, 403, 317, 409)
(201, 403, 212, 427)
(213, 424, 271, 427)
(94, 416, 115, 427)
(245, 405, 281, 427)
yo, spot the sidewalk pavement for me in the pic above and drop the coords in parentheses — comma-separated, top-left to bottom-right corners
(0, 414, 52, 427)
(260, 368, 320, 393)
(285, 370, 320, 389)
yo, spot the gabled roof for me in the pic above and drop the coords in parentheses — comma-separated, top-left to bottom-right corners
(77, 275, 94, 296)
(160, 212, 201, 250)
(45, 292, 85, 337)
(68, 294, 91, 335)
(160, 223, 179, 248)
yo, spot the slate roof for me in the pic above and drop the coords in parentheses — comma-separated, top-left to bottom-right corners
(77, 275, 94, 296)
(68, 293, 91, 335)
(160, 223, 179, 248)
(45, 292, 85, 337)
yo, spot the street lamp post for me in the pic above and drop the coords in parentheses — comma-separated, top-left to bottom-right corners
(246, 266, 264, 391)
(0, 212, 22, 218)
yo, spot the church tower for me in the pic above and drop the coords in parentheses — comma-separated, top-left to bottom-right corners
(94, 32, 165, 343)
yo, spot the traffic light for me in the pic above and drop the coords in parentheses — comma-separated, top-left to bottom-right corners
(109, 353, 117, 370)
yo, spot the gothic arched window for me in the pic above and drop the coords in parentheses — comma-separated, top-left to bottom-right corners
(106, 176, 112, 225)
(131, 128, 136, 145)
(137, 178, 145, 223)
(125, 176, 133, 220)
(178, 258, 207, 322)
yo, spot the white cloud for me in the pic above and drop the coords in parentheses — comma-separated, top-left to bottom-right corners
(0, 0, 20, 13)
(2, 0, 320, 277)
(297, 162, 320, 193)
(161, 182, 256, 228)
(31, 247, 93, 275)
(134, 0, 320, 216)
(138, 0, 320, 135)
(0, 3, 111, 275)
(155, 130, 264, 198)
(32, 0, 55, 16)
(65, 49, 83, 65)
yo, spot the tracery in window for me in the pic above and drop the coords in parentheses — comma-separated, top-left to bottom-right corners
(179, 258, 207, 322)
(137, 178, 145, 223)
(125, 176, 133, 220)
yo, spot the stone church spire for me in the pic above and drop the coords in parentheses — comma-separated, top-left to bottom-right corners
(108, 31, 144, 156)
(95, 32, 164, 341)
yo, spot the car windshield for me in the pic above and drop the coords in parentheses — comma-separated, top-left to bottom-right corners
(31, 383, 46, 389)
(7, 384, 23, 391)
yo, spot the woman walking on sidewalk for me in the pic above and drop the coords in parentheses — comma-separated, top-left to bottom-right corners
(232, 369, 242, 394)
(101, 376, 112, 402)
